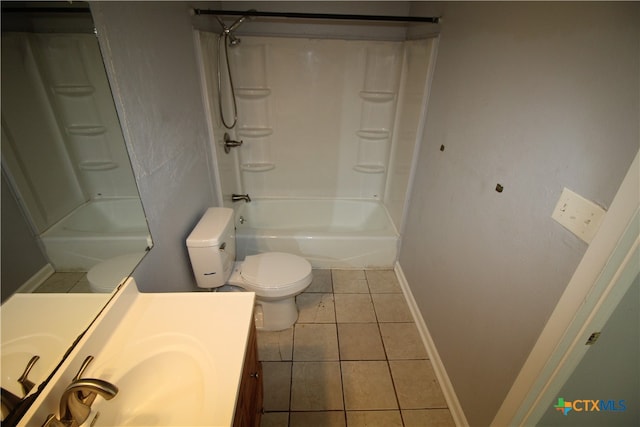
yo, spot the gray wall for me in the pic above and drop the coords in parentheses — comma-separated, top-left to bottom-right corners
(91, 2, 219, 292)
(88, 2, 639, 424)
(401, 2, 639, 426)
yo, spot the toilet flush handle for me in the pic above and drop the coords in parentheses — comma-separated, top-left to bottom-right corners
(219, 242, 226, 251)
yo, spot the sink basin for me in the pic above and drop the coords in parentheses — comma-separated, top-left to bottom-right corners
(1, 334, 65, 397)
(1, 294, 110, 398)
(19, 278, 256, 427)
(82, 333, 218, 426)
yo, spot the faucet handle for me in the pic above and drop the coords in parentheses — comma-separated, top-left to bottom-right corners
(43, 377, 118, 427)
(72, 356, 94, 382)
(17, 355, 40, 396)
(223, 132, 243, 153)
(62, 379, 118, 425)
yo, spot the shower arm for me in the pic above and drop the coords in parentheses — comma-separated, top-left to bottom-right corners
(214, 15, 229, 33)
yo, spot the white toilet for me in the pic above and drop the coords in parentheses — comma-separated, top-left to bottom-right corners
(186, 207, 312, 331)
(87, 253, 144, 293)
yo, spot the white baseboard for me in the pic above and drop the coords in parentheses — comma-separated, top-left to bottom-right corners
(395, 262, 469, 427)
(14, 264, 55, 294)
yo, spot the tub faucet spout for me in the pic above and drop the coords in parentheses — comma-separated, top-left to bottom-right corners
(232, 193, 251, 202)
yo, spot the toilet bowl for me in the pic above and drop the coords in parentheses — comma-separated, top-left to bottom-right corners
(186, 207, 313, 331)
(229, 252, 312, 330)
(87, 253, 143, 293)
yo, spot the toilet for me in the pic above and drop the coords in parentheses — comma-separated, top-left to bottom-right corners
(186, 207, 312, 331)
(87, 253, 144, 293)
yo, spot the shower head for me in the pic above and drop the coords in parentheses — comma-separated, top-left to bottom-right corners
(227, 33, 241, 46)
(215, 11, 254, 47)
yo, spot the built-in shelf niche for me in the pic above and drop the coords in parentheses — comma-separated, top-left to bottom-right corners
(353, 164, 385, 174)
(238, 128, 275, 172)
(236, 87, 271, 99)
(237, 127, 273, 138)
(241, 163, 275, 172)
(356, 130, 390, 140)
(53, 84, 95, 96)
(354, 133, 389, 174)
(233, 42, 274, 174)
(66, 125, 107, 136)
(79, 161, 118, 171)
(359, 91, 395, 103)
(237, 126, 274, 173)
(353, 45, 400, 177)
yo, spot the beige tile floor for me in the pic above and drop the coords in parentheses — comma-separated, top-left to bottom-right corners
(33, 272, 92, 293)
(257, 269, 456, 427)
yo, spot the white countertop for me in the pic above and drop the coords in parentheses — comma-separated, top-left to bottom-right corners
(19, 279, 256, 427)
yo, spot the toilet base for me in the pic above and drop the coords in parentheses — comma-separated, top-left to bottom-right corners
(255, 296, 298, 331)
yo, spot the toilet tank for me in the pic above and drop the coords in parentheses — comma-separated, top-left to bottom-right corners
(186, 207, 236, 288)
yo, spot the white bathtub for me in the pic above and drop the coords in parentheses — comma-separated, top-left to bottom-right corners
(40, 198, 151, 271)
(234, 199, 399, 268)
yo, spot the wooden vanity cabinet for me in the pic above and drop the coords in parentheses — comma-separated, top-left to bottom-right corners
(233, 321, 263, 427)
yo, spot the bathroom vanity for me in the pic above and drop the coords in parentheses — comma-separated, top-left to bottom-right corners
(17, 279, 263, 427)
(233, 320, 263, 427)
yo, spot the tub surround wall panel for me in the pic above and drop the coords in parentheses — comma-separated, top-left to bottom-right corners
(1, 34, 86, 233)
(384, 38, 434, 232)
(400, 3, 640, 426)
(196, 31, 243, 206)
(31, 34, 138, 200)
(234, 37, 403, 200)
(197, 1, 433, 233)
(1, 174, 49, 300)
(1, 33, 139, 234)
(91, 2, 218, 292)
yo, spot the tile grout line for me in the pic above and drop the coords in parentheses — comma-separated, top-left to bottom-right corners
(328, 272, 350, 425)
(261, 269, 454, 426)
(368, 274, 407, 427)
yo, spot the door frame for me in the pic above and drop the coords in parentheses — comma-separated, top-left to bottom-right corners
(492, 151, 639, 426)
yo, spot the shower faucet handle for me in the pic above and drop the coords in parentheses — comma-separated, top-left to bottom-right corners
(223, 133, 243, 153)
(231, 193, 251, 203)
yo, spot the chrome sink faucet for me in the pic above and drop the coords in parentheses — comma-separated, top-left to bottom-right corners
(43, 356, 118, 427)
(1, 355, 40, 415)
(232, 193, 251, 202)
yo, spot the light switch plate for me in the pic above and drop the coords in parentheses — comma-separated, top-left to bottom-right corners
(551, 187, 606, 243)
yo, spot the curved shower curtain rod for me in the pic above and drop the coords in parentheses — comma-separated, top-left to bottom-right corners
(193, 9, 440, 24)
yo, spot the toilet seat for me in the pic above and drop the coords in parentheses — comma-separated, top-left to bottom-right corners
(239, 252, 312, 298)
(87, 253, 143, 293)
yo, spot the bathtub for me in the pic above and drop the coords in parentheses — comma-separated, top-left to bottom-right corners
(40, 198, 151, 271)
(234, 199, 399, 268)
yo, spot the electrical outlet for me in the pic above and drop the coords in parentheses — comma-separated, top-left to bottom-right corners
(551, 187, 606, 243)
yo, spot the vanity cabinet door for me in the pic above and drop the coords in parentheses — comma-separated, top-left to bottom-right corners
(233, 321, 263, 427)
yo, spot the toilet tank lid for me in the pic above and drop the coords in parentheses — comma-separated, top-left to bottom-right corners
(186, 207, 234, 248)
